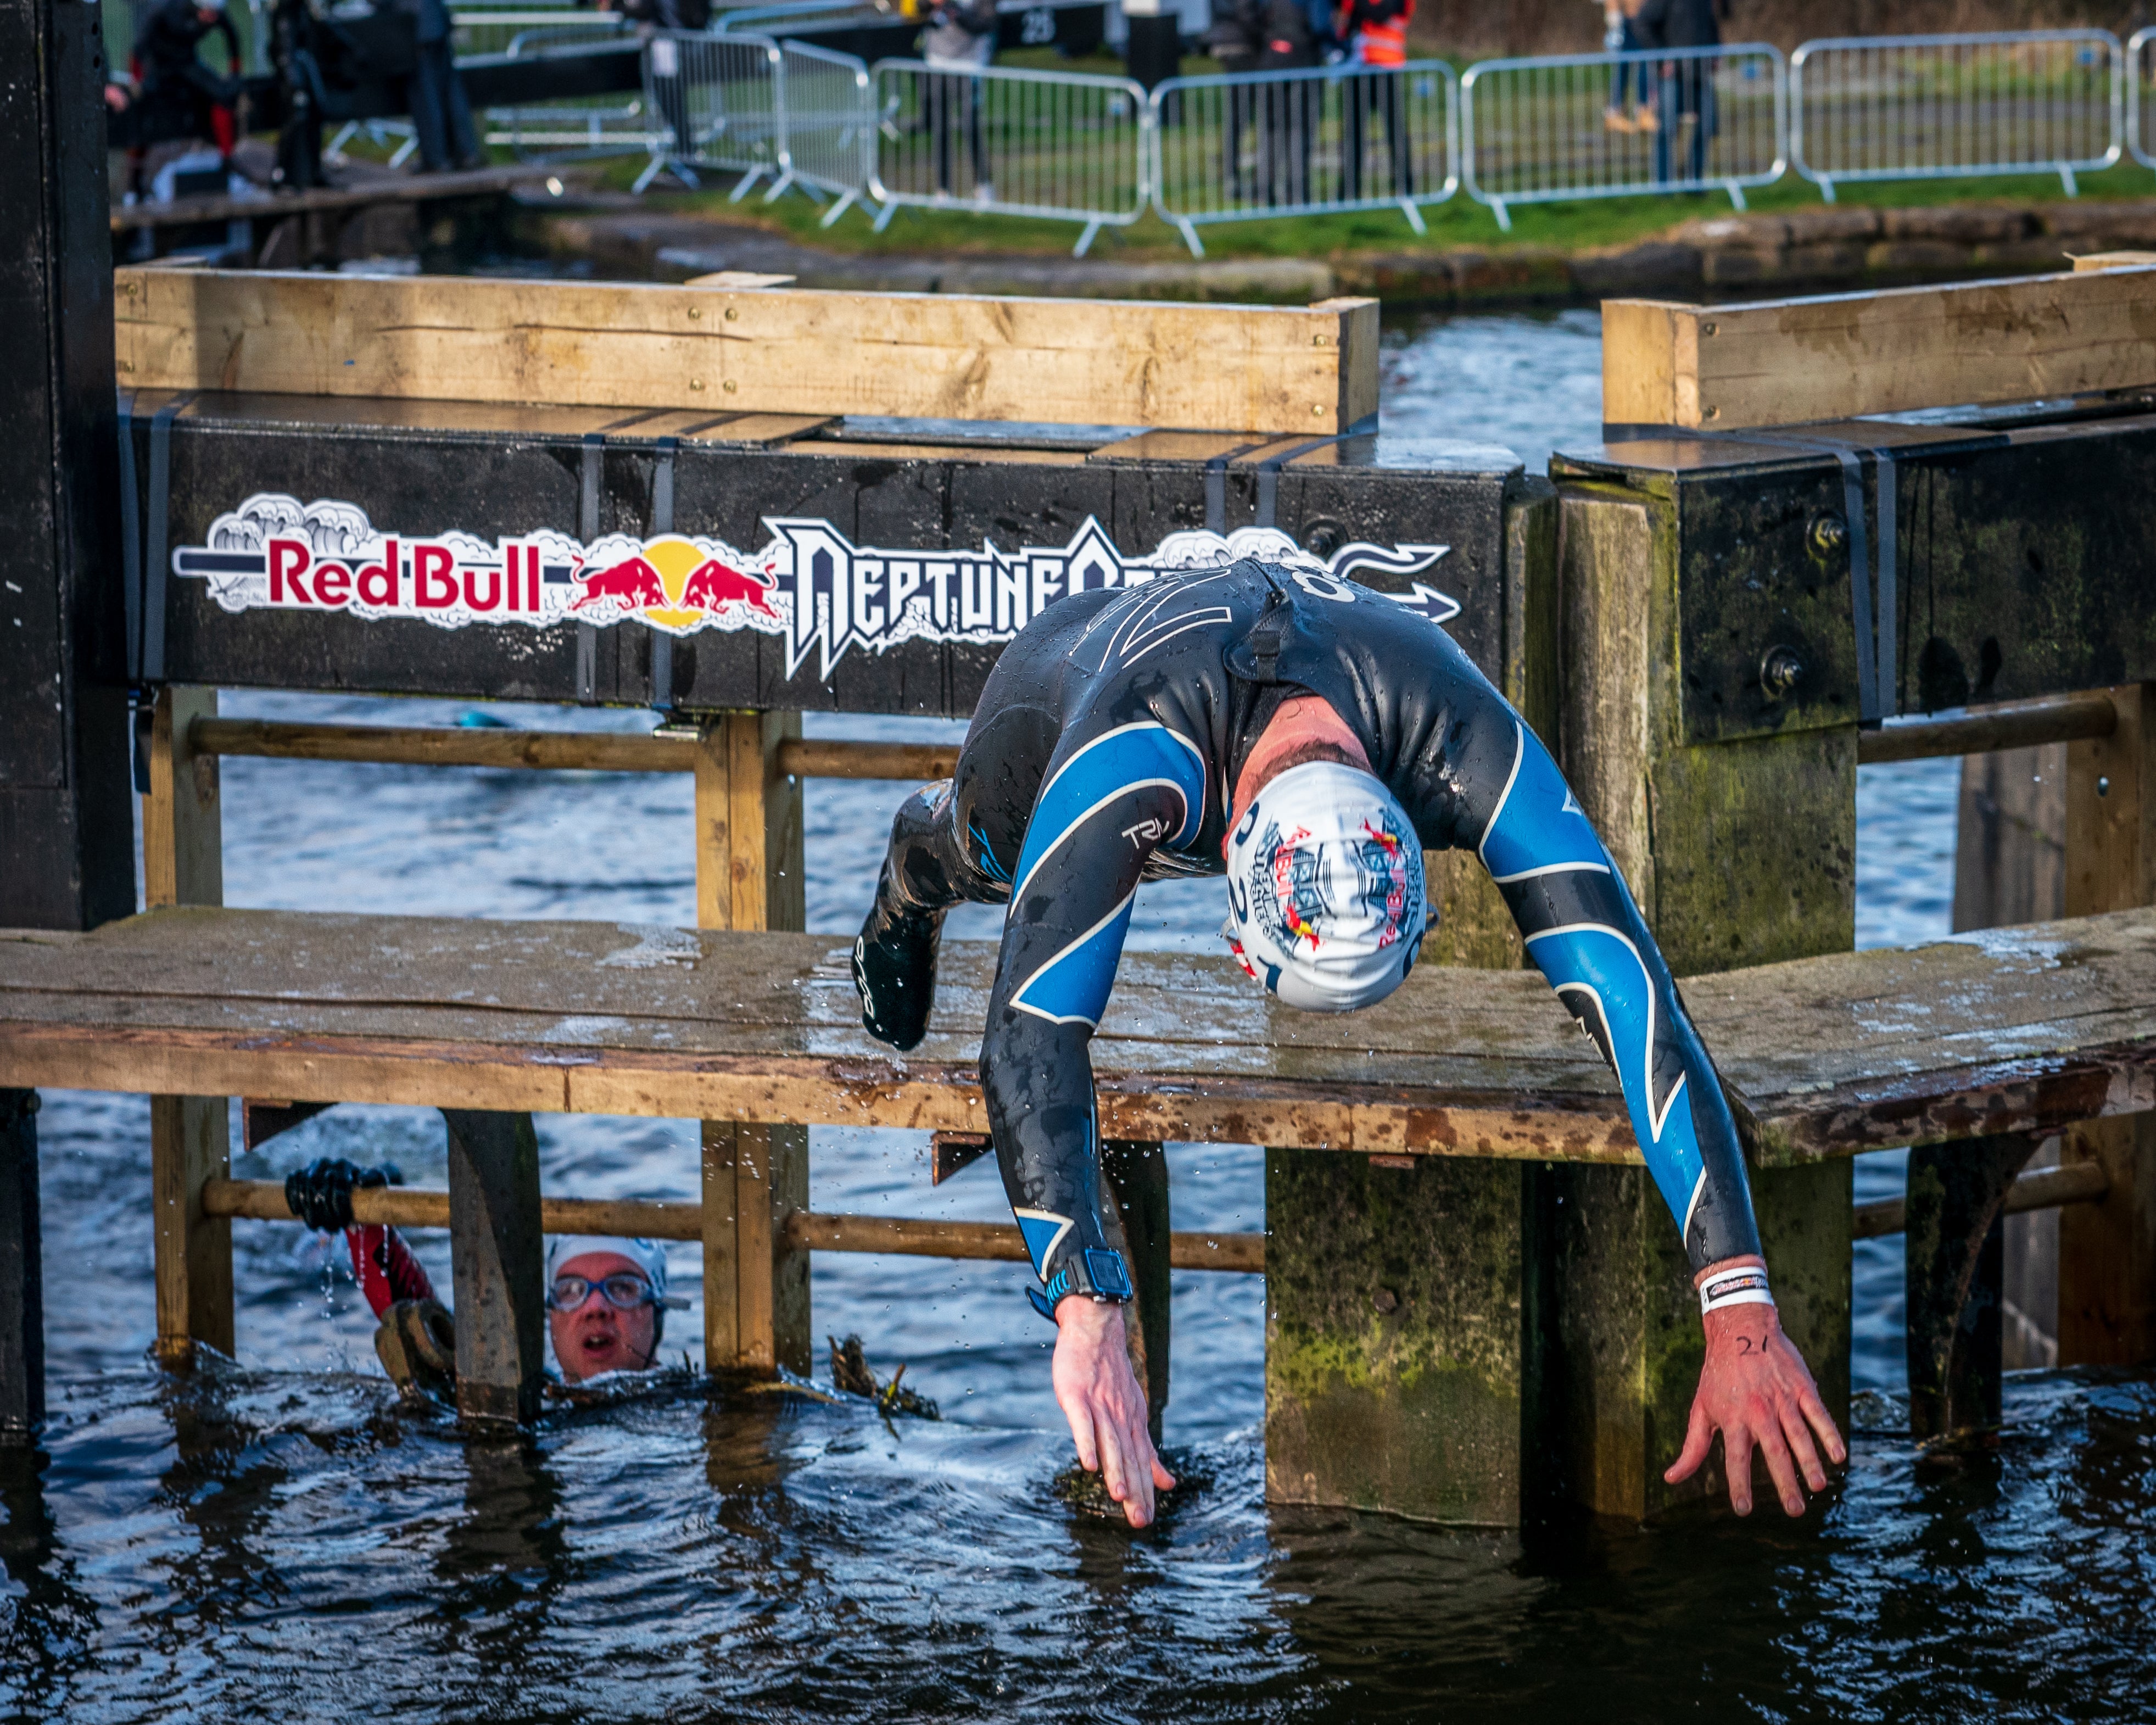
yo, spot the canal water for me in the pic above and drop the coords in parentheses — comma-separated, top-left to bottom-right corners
(10, 310, 2152, 1721)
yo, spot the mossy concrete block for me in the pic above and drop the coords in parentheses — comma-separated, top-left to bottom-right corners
(1265, 1148, 1523, 1525)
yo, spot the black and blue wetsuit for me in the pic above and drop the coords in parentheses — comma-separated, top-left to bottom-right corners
(854, 559, 1763, 1309)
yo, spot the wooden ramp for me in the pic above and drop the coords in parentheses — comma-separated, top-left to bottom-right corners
(3, 903, 2153, 1164)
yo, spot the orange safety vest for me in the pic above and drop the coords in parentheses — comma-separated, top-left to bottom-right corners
(1350, 0, 1411, 64)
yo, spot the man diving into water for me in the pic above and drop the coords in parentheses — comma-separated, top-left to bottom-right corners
(852, 557, 1846, 1528)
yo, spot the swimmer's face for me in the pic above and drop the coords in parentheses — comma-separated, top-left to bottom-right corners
(548, 1251, 659, 1382)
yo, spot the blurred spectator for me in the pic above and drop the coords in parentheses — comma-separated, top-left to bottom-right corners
(922, 0, 998, 200)
(402, 0, 482, 171)
(1634, 0, 1722, 183)
(1601, 0, 1656, 133)
(1339, 0, 1412, 202)
(602, 0, 713, 172)
(127, 0, 242, 198)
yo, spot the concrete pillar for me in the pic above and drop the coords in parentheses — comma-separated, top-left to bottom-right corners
(697, 711, 809, 1376)
(444, 1110, 546, 1425)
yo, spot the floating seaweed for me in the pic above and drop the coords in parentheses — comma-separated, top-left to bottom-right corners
(829, 1333, 941, 1421)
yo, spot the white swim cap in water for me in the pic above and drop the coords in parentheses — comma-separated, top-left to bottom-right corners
(546, 1236, 688, 1309)
(1222, 760, 1427, 1012)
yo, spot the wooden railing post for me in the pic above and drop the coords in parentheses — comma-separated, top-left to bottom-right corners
(697, 711, 809, 1377)
(2060, 683, 2156, 1366)
(144, 686, 234, 1366)
(0, 1091, 42, 1440)
(444, 1109, 546, 1425)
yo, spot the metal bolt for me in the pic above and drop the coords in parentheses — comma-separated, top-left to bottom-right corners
(1761, 645, 1805, 701)
(1311, 405, 1325, 416)
(688, 306, 701, 320)
(725, 306, 738, 321)
(690, 379, 705, 391)
(1702, 320, 1718, 336)
(1703, 405, 1721, 420)
(723, 379, 737, 393)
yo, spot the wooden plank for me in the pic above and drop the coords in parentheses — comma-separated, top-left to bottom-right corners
(189, 718, 957, 784)
(144, 689, 221, 911)
(1602, 267, 2156, 430)
(2062, 684, 2156, 1367)
(7, 906, 2156, 1160)
(143, 687, 231, 1369)
(108, 164, 556, 232)
(444, 1109, 545, 1425)
(1853, 1158, 2110, 1241)
(198, 1176, 1265, 1270)
(150, 1094, 232, 1364)
(112, 269, 1381, 435)
(1859, 691, 2118, 766)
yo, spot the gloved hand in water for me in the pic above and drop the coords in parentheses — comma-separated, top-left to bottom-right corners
(284, 1157, 404, 1232)
(373, 1298, 457, 1400)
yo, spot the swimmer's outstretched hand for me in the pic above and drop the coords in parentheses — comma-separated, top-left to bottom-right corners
(1665, 1254, 1848, 1517)
(1051, 1299, 1176, 1528)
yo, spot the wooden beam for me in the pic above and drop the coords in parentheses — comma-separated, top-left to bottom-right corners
(0, 1092, 42, 1437)
(2062, 684, 2156, 1367)
(144, 687, 232, 1367)
(697, 712, 809, 1378)
(112, 269, 1381, 435)
(198, 1176, 1267, 1271)
(1602, 266, 2156, 430)
(443, 1109, 545, 1425)
(1858, 692, 2118, 766)
(188, 717, 959, 784)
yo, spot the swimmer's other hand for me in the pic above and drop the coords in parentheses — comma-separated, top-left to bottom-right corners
(285, 1157, 400, 1233)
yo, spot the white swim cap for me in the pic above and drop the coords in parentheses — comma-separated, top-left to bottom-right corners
(546, 1235, 688, 1309)
(1223, 760, 1427, 1012)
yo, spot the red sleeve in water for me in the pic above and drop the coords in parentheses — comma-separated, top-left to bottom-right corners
(345, 1224, 438, 1316)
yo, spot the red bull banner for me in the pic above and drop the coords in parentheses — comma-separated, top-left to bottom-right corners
(174, 494, 1457, 680)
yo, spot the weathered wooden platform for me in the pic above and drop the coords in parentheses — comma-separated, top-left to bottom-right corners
(3, 904, 2151, 1166)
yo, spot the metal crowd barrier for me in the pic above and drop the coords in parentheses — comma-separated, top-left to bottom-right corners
(1149, 62, 1457, 256)
(1790, 30, 2123, 201)
(715, 0, 872, 34)
(484, 20, 650, 161)
(2120, 26, 2156, 172)
(869, 59, 1148, 256)
(1459, 42, 1785, 232)
(451, 2, 604, 59)
(641, 31, 785, 194)
(777, 40, 878, 222)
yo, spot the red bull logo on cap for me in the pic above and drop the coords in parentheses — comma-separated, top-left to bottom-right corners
(173, 493, 1455, 681)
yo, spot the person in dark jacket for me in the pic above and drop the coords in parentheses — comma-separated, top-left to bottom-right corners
(403, 0, 482, 170)
(128, 0, 243, 196)
(604, 0, 712, 177)
(920, 0, 998, 198)
(1632, 0, 1721, 183)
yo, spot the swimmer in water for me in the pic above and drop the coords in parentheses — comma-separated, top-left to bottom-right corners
(852, 557, 1847, 1528)
(286, 1160, 684, 1390)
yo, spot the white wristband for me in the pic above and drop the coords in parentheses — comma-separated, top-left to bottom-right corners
(1699, 1268, 1773, 1316)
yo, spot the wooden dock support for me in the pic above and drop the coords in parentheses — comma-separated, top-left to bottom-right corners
(697, 712, 810, 1378)
(1102, 1138, 1170, 1444)
(2061, 684, 2156, 1367)
(1267, 1152, 1524, 1524)
(144, 688, 236, 1367)
(0, 1092, 43, 1440)
(444, 1110, 546, 1425)
(1905, 1132, 2042, 1441)
(1546, 474, 1856, 1515)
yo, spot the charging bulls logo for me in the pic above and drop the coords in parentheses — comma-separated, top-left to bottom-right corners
(172, 494, 1457, 682)
(569, 535, 779, 627)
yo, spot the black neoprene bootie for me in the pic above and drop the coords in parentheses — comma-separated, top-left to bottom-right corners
(853, 907, 940, 1051)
